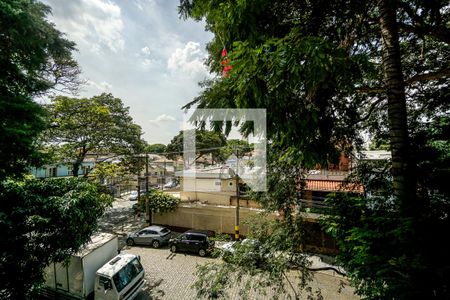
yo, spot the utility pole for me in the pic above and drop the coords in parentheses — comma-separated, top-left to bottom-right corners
(235, 148, 240, 241)
(145, 154, 151, 225)
(145, 154, 149, 193)
(161, 158, 166, 191)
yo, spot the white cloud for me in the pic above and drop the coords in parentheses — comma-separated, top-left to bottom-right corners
(167, 41, 208, 77)
(149, 114, 176, 123)
(141, 46, 151, 56)
(142, 58, 154, 68)
(139, 46, 157, 69)
(44, 0, 124, 53)
(134, 0, 155, 11)
(88, 80, 112, 91)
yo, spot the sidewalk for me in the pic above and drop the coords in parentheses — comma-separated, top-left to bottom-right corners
(97, 197, 146, 247)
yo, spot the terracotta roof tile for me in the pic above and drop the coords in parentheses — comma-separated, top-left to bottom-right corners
(306, 179, 363, 193)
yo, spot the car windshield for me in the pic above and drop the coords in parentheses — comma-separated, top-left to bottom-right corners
(160, 228, 170, 234)
(112, 258, 143, 292)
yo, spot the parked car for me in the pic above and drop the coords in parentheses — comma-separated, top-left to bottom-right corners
(126, 225, 171, 248)
(220, 239, 263, 265)
(163, 181, 179, 189)
(128, 191, 138, 201)
(169, 230, 215, 257)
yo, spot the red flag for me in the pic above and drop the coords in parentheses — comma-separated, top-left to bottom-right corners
(221, 48, 232, 77)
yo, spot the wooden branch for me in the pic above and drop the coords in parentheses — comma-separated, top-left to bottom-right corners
(398, 23, 450, 45)
(406, 68, 450, 84)
(355, 97, 386, 124)
(356, 86, 385, 93)
(356, 67, 450, 94)
(396, 1, 450, 44)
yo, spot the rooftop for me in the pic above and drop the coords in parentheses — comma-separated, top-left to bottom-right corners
(96, 253, 138, 278)
(76, 232, 117, 258)
(175, 166, 235, 179)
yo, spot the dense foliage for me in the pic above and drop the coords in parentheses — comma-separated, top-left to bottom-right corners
(166, 129, 227, 163)
(179, 0, 450, 298)
(0, 1, 114, 299)
(42, 93, 145, 176)
(0, 0, 81, 179)
(0, 178, 113, 298)
(138, 189, 180, 225)
(146, 143, 167, 154)
(139, 189, 180, 214)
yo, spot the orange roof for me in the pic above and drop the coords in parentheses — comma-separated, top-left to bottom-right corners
(305, 179, 363, 193)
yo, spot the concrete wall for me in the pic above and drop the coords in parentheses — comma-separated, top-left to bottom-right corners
(153, 205, 338, 254)
(153, 204, 274, 236)
(181, 178, 237, 193)
(180, 191, 233, 204)
(179, 191, 261, 209)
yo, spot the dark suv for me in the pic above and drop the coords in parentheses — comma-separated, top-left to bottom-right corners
(169, 230, 214, 257)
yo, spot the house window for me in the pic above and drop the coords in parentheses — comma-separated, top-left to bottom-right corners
(81, 166, 91, 175)
(214, 181, 221, 186)
(229, 182, 233, 186)
(48, 167, 57, 177)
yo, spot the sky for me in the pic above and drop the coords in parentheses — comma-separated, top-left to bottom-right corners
(42, 0, 214, 144)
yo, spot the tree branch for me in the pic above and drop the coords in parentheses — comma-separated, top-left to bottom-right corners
(356, 67, 450, 94)
(355, 97, 386, 124)
(398, 23, 450, 45)
(356, 86, 385, 93)
(406, 68, 450, 84)
(396, 1, 450, 44)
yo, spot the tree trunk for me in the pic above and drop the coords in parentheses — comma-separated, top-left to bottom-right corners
(73, 146, 87, 178)
(72, 162, 80, 177)
(378, 0, 415, 213)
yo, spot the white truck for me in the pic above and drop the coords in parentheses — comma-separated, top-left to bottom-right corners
(40, 232, 145, 300)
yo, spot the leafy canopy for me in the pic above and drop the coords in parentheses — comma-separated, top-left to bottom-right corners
(146, 143, 167, 154)
(0, 0, 82, 179)
(0, 177, 113, 299)
(138, 189, 180, 214)
(42, 93, 145, 175)
(166, 129, 226, 163)
(179, 0, 450, 299)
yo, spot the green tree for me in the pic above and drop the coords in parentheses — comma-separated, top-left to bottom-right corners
(0, 0, 82, 180)
(0, 2, 113, 299)
(166, 129, 227, 164)
(218, 139, 253, 162)
(138, 189, 179, 224)
(43, 93, 145, 176)
(146, 143, 167, 154)
(0, 177, 112, 299)
(179, 0, 450, 298)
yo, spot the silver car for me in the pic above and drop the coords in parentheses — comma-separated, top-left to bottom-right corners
(126, 225, 171, 248)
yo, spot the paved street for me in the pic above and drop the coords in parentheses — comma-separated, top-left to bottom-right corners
(124, 245, 358, 300)
(98, 198, 358, 300)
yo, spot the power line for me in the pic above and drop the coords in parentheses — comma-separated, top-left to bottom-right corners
(142, 144, 254, 156)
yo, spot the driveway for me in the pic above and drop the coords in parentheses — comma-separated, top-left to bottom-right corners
(124, 245, 358, 300)
(99, 198, 358, 299)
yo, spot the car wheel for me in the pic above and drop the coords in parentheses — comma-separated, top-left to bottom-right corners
(198, 249, 207, 257)
(126, 238, 134, 246)
(152, 240, 160, 248)
(170, 245, 177, 253)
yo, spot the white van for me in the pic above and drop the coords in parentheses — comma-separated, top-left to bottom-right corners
(95, 254, 145, 300)
(41, 233, 145, 300)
